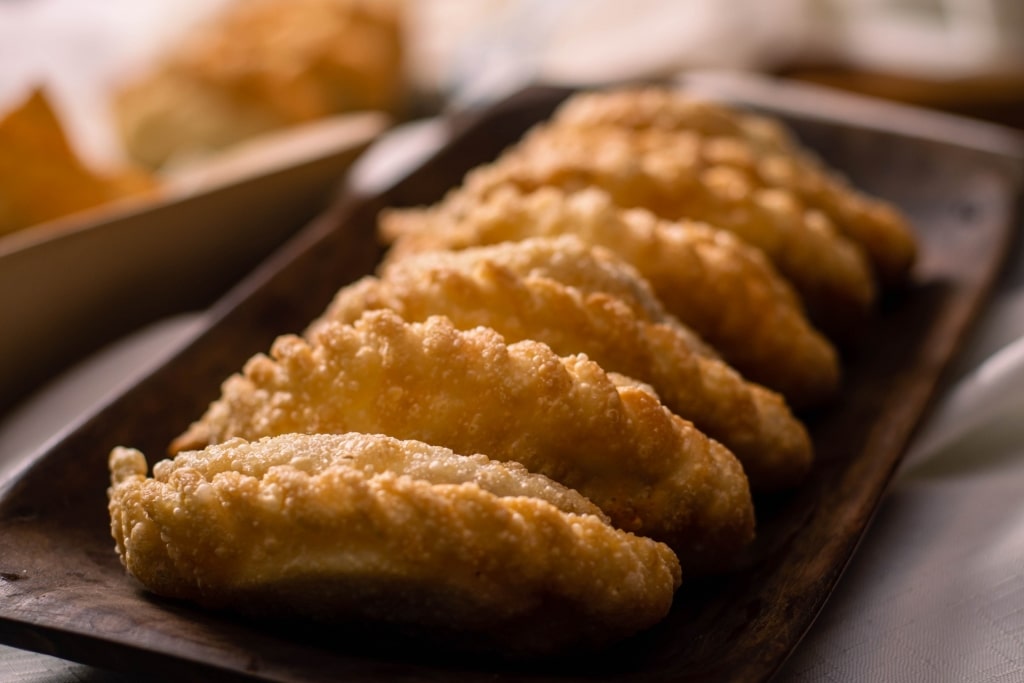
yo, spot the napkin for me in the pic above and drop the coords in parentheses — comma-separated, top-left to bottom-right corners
(777, 238, 1024, 682)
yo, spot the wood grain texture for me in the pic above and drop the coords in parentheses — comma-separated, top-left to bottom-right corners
(0, 81, 1020, 682)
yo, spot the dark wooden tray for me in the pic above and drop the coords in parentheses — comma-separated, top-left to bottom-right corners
(1, 77, 1021, 682)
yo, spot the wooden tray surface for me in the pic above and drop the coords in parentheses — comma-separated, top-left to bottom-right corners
(0, 81, 1020, 682)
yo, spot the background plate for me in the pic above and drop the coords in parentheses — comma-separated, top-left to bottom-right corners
(0, 77, 1020, 682)
(0, 111, 387, 414)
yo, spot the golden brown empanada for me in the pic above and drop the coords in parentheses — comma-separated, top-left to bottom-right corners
(313, 237, 812, 490)
(110, 433, 680, 655)
(383, 187, 839, 408)
(173, 310, 755, 569)
(551, 87, 917, 284)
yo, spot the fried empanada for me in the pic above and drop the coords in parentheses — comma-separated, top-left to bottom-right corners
(109, 433, 680, 654)
(551, 87, 917, 284)
(551, 86, 796, 150)
(115, 0, 405, 168)
(313, 237, 812, 490)
(383, 187, 838, 408)
(386, 233, 718, 354)
(173, 310, 755, 569)
(459, 123, 876, 320)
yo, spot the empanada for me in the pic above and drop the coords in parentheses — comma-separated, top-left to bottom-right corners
(552, 87, 917, 284)
(173, 310, 755, 569)
(440, 124, 876, 321)
(109, 433, 680, 655)
(383, 187, 839, 408)
(313, 237, 812, 490)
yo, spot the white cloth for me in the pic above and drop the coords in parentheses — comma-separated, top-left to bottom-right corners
(776, 244, 1024, 682)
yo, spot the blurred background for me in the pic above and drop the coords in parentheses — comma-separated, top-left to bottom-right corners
(1, 0, 1022, 404)
(1, 0, 1022, 189)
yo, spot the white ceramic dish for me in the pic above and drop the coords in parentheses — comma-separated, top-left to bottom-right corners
(0, 112, 388, 412)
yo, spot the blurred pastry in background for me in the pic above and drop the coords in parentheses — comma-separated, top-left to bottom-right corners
(114, 0, 406, 169)
(0, 88, 154, 238)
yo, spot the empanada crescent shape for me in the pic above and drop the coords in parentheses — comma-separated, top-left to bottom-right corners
(315, 237, 812, 490)
(552, 87, 917, 284)
(109, 433, 680, 655)
(382, 187, 839, 408)
(467, 124, 876, 323)
(173, 310, 755, 570)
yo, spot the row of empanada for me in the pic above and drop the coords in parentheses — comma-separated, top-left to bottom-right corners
(108, 86, 916, 655)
